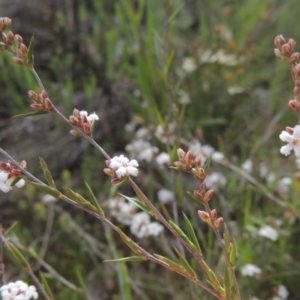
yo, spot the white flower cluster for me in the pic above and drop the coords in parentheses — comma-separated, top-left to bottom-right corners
(0, 171, 25, 193)
(0, 281, 38, 300)
(240, 263, 262, 277)
(79, 110, 99, 123)
(107, 197, 164, 238)
(108, 155, 139, 178)
(279, 125, 300, 157)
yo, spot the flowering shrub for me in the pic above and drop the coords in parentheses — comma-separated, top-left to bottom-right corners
(0, 5, 298, 300)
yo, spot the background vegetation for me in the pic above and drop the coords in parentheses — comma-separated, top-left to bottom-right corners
(0, 0, 299, 299)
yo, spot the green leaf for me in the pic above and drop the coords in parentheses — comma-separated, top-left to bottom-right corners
(39, 158, 56, 188)
(64, 187, 88, 205)
(27, 34, 34, 67)
(13, 110, 49, 118)
(104, 256, 146, 263)
(223, 223, 231, 251)
(203, 155, 212, 174)
(7, 241, 29, 268)
(120, 193, 152, 214)
(224, 265, 231, 300)
(169, 220, 199, 253)
(84, 181, 104, 216)
(39, 272, 54, 300)
(173, 248, 197, 280)
(229, 238, 237, 268)
(182, 212, 202, 255)
(30, 182, 61, 198)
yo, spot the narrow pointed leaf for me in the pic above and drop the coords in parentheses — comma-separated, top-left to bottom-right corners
(169, 220, 198, 252)
(186, 190, 206, 206)
(39, 157, 56, 188)
(203, 155, 212, 173)
(104, 256, 146, 263)
(13, 110, 48, 118)
(182, 212, 202, 254)
(27, 34, 34, 67)
(7, 241, 29, 268)
(173, 248, 197, 279)
(30, 182, 61, 198)
(64, 187, 88, 205)
(84, 181, 104, 215)
(166, 50, 175, 74)
(154, 254, 186, 273)
(208, 269, 222, 289)
(120, 193, 152, 214)
(229, 238, 237, 268)
(115, 227, 147, 259)
(223, 223, 230, 251)
(10, 177, 24, 187)
(224, 265, 231, 300)
(39, 272, 54, 300)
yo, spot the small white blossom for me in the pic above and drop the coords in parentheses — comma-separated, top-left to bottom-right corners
(130, 212, 164, 238)
(211, 151, 225, 162)
(177, 89, 191, 104)
(125, 140, 158, 162)
(279, 125, 300, 157)
(0, 171, 25, 193)
(107, 197, 136, 225)
(277, 177, 292, 194)
(157, 189, 174, 204)
(41, 194, 57, 204)
(155, 152, 171, 167)
(135, 127, 150, 139)
(240, 264, 262, 277)
(80, 110, 88, 117)
(276, 285, 289, 300)
(242, 159, 253, 173)
(181, 57, 197, 73)
(258, 225, 278, 241)
(227, 86, 244, 95)
(188, 140, 214, 165)
(205, 172, 227, 190)
(0, 280, 38, 300)
(87, 112, 99, 122)
(109, 155, 139, 178)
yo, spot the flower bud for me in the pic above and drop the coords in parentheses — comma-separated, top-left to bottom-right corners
(203, 189, 214, 203)
(288, 100, 300, 113)
(274, 35, 285, 49)
(290, 52, 299, 63)
(177, 148, 185, 159)
(215, 217, 224, 229)
(14, 34, 23, 44)
(198, 210, 210, 222)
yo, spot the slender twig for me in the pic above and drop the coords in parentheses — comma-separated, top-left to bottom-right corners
(205, 204, 241, 300)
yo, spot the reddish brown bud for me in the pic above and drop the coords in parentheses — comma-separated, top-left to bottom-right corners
(69, 115, 78, 125)
(210, 209, 218, 220)
(198, 210, 210, 222)
(44, 98, 53, 111)
(274, 49, 282, 59)
(288, 38, 296, 51)
(30, 103, 43, 110)
(69, 129, 81, 136)
(285, 126, 294, 134)
(41, 90, 48, 99)
(186, 150, 194, 162)
(290, 52, 299, 63)
(274, 35, 286, 49)
(14, 34, 23, 44)
(0, 17, 12, 31)
(194, 156, 201, 167)
(203, 189, 214, 203)
(215, 217, 224, 229)
(177, 148, 185, 159)
(6, 31, 14, 45)
(20, 43, 27, 54)
(28, 90, 38, 101)
(83, 123, 91, 135)
(281, 44, 292, 56)
(288, 100, 300, 113)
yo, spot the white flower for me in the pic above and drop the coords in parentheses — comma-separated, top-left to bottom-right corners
(108, 197, 136, 225)
(277, 177, 292, 194)
(157, 189, 174, 204)
(0, 280, 38, 300)
(181, 57, 197, 73)
(130, 212, 150, 238)
(211, 151, 225, 162)
(87, 112, 99, 122)
(0, 171, 25, 193)
(41, 194, 57, 204)
(80, 110, 88, 117)
(205, 172, 227, 190)
(227, 86, 244, 95)
(188, 140, 214, 165)
(130, 213, 164, 238)
(125, 140, 158, 162)
(135, 127, 150, 139)
(279, 125, 300, 157)
(109, 155, 139, 178)
(146, 222, 164, 236)
(277, 285, 289, 300)
(258, 225, 278, 241)
(242, 159, 253, 173)
(155, 152, 171, 167)
(240, 264, 262, 277)
(177, 89, 191, 104)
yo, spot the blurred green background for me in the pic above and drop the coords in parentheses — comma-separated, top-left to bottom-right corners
(0, 0, 300, 299)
